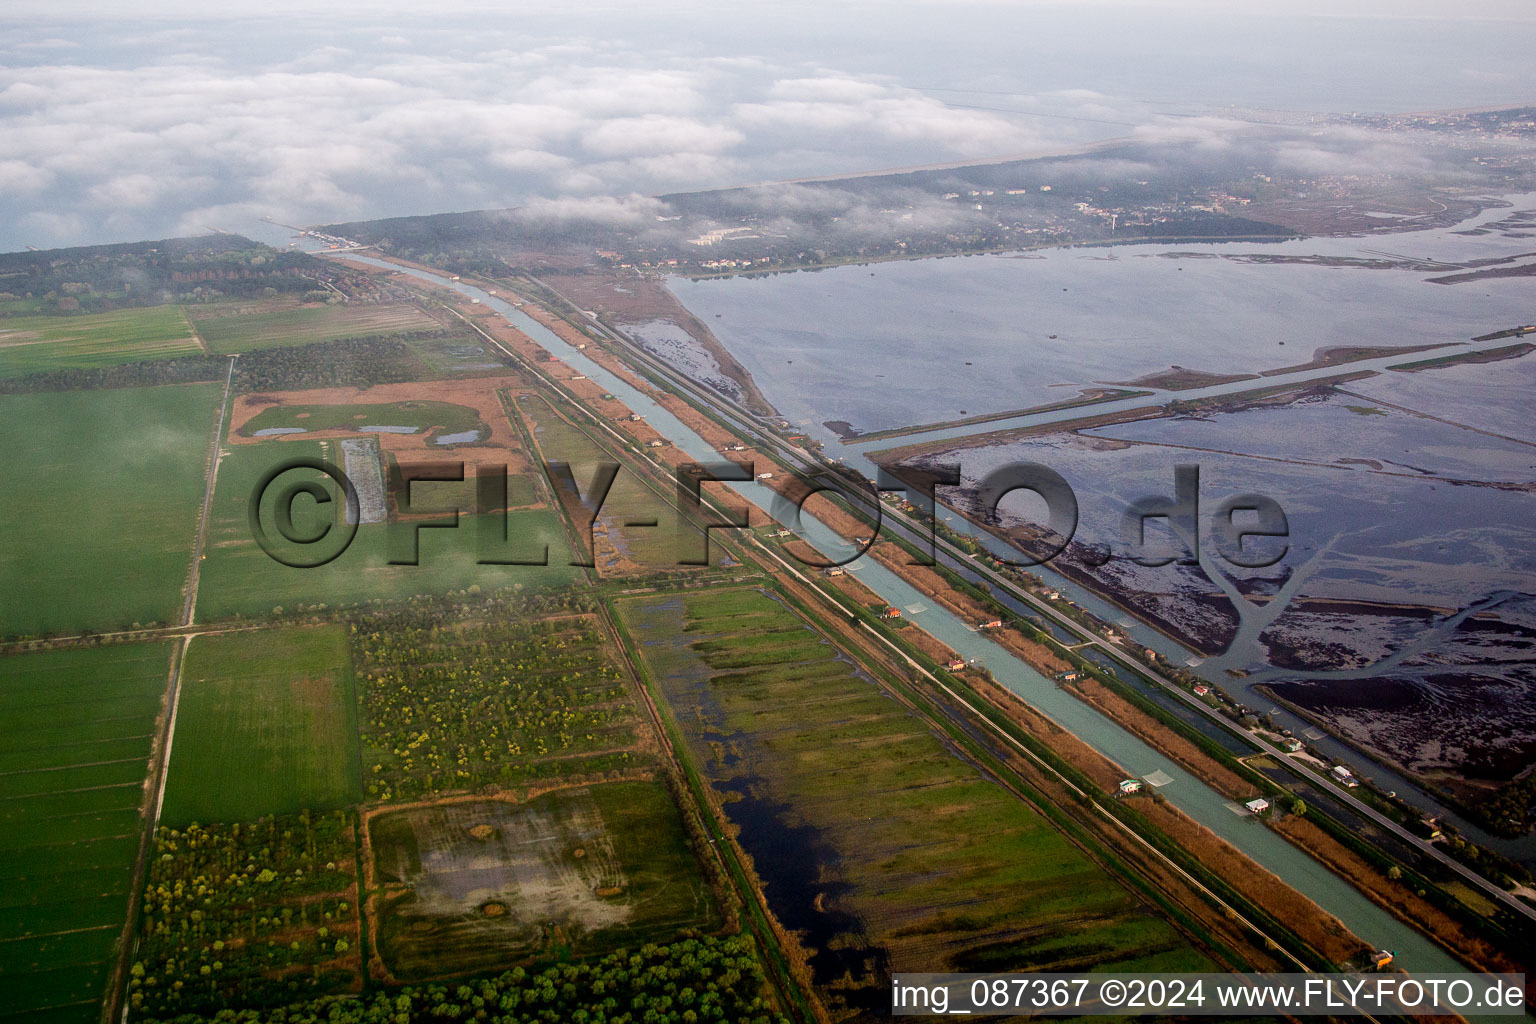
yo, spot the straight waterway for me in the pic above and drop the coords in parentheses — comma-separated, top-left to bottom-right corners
(340, 253, 1480, 982)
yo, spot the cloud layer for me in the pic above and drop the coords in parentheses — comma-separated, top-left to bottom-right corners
(0, 26, 1125, 250)
(2, 4, 1530, 251)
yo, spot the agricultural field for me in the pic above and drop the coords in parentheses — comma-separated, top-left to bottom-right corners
(353, 605, 645, 801)
(0, 306, 202, 378)
(0, 383, 220, 637)
(129, 811, 362, 1019)
(517, 393, 723, 574)
(616, 587, 1211, 1020)
(237, 400, 485, 444)
(0, 643, 173, 1024)
(193, 439, 577, 621)
(367, 782, 719, 980)
(188, 302, 439, 354)
(160, 627, 361, 826)
(402, 333, 509, 376)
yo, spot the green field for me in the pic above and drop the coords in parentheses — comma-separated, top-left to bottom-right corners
(238, 400, 485, 441)
(404, 333, 509, 375)
(189, 303, 439, 354)
(0, 643, 172, 1024)
(194, 439, 578, 620)
(518, 393, 724, 572)
(0, 306, 202, 378)
(0, 383, 220, 637)
(370, 781, 718, 979)
(617, 588, 1208, 1018)
(160, 627, 361, 825)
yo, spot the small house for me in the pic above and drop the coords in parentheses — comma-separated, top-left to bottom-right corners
(946, 659, 966, 672)
(1193, 685, 1211, 697)
(1055, 671, 1080, 683)
(882, 607, 902, 619)
(1245, 798, 1270, 814)
(825, 567, 845, 577)
(1118, 779, 1142, 795)
(1331, 765, 1353, 781)
(978, 619, 1003, 630)
(1372, 950, 1394, 970)
(1282, 738, 1304, 753)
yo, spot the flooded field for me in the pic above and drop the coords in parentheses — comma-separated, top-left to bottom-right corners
(368, 783, 717, 980)
(625, 319, 742, 401)
(617, 587, 1210, 1021)
(892, 379, 1536, 794)
(667, 196, 1536, 443)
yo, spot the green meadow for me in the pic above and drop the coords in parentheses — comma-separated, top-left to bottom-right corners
(518, 393, 721, 571)
(194, 440, 579, 620)
(617, 587, 1208, 1016)
(0, 383, 220, 637)
(0, 643, 172, 1024)
(160, 626, 361, 825)
(0, 306, 201, 378)
(189, 303, 438, 354)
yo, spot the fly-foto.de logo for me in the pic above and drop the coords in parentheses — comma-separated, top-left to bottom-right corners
(249, 457, 1288, 571)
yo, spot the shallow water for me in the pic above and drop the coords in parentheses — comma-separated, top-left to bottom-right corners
(668, 196, 1536, 443)
(341, 251, 1514, 980)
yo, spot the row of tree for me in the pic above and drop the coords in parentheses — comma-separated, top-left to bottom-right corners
(140, 935, 788, 1024)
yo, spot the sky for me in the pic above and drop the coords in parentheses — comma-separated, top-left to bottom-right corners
(1, 1, 1532, 252)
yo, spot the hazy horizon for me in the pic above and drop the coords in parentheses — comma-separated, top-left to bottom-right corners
(2, 1, 1533, 252)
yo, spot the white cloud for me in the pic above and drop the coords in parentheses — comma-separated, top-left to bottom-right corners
(1, 3, 1525, 250)
(0, 35, 1109, 250)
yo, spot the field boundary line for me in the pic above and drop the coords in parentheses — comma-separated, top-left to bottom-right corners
(180, 355, 237, 627)
(101, 633, 190, 1024)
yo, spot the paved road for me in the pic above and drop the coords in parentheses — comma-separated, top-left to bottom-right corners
(841, 334, 1531, 452)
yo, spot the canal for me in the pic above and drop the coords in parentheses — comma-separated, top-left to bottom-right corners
(342, 253, 1484, 984)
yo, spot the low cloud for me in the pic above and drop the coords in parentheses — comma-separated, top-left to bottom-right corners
(0, 21, 1126, 251)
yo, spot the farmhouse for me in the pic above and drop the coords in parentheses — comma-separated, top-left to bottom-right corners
(1118, 779, 1142, 795)
(1193, 684, 1210, 697)
(946, 659, 966, 671)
